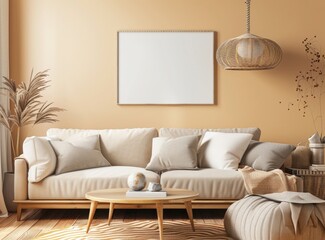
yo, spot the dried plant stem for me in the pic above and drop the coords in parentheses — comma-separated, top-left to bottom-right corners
(10, 132, 15, 159)
(15, 126, 20, 158)
(0, 69, 64, 165)
(284, 36, 325, 142)
(320, 92, 324, 137)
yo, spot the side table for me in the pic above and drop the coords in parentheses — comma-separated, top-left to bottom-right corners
(285, 167, 325, 199)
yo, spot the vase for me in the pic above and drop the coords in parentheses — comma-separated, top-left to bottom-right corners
(3, 172, 16, 212)
(309, 143, 325, 165)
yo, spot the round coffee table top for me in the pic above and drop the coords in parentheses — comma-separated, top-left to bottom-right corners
(85, 188, 199, 204)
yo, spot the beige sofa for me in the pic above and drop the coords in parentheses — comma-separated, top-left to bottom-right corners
(14, 127, 303, 220)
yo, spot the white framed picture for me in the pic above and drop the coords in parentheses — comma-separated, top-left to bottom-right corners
(117, 31, 215, 105)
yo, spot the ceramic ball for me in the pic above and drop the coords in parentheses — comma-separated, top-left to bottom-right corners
(127, 172, 146, 191)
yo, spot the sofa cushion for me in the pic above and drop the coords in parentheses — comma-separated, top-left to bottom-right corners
(198, 132, 252, 170)
(28, 166, 160, 199)
(161, 169, 246, 199)
(23, 136, 57, 183)
(146, 135, 199, 172)
(159, 127, 261, 141)
(50, 135, 110, 175)
(65, 134, 102, 151)
(47, 128, 158, 167)
(241, 141, 296, 171)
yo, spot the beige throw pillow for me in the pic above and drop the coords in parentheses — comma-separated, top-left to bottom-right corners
(50, 135, 110, 174)
(146, 135, 199, 172)
(23, 136, 57, 182)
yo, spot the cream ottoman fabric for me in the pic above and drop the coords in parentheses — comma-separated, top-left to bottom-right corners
(224, 192, 325, 240)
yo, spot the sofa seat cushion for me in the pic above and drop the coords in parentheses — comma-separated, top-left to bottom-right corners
(160, 169, 246, 199)
(28, 166, 160, 199)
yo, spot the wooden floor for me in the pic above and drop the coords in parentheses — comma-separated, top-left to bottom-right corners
(0, 208, 226, 240)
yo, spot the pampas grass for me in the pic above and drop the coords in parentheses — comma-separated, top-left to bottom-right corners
(0, 69, 64, 161)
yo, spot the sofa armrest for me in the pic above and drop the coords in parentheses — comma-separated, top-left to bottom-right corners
(14, 156, 28, 200)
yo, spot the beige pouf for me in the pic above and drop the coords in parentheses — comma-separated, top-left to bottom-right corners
(224, 192, 325, 240)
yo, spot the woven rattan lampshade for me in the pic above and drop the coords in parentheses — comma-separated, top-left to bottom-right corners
(216, 0, 282, 70)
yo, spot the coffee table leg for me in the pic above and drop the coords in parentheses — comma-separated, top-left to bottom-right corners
(86, 201, 98, 233)
(156, 202, 164, 240)
(184, 201, 195, 232)
(108, 202, 115, 225)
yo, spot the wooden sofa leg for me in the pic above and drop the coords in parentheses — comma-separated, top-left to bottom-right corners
(16, 204, 22, 221)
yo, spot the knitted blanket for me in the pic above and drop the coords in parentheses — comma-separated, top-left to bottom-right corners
(239, 166, 297, 194)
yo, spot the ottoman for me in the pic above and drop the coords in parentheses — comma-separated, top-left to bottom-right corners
(224, 192, 325, 240)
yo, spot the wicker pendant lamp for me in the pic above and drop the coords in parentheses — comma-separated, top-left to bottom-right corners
(216, 0, 282, 70)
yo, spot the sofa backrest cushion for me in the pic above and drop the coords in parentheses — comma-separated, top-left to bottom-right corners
(47, 128, 158, 167)
(159, 127, 261, 141)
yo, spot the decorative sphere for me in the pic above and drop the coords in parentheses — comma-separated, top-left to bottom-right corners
(127, 172, 146, 191)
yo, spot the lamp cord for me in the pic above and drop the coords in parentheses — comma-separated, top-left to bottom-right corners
(246, 0, 251, 33)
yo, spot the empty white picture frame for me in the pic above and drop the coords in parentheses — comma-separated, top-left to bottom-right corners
(118, 31, 215, 105)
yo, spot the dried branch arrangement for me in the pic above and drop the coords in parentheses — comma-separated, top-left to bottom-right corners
(0, 69, 64, 160)
(281, 36, 325, 143)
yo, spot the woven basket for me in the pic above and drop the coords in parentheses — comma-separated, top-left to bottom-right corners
(286, 168, 325, 199)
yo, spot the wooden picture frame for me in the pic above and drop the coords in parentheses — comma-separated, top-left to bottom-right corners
(117, 31, 215, 105)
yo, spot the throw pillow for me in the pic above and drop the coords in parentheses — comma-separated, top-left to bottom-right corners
(241, 140, 296, 171)
(146, 135, 199, 172)
(50, 135, 111, 174)
(198, 132, 253, 170)
(23, 136, 57, 182)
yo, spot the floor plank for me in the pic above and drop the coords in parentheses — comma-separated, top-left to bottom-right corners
(123, 209, 138, 223)
(18, 210, 64, 240)
(0, 210, 42, 240)
(0, 208, 225, 240)
(50, 209, 80, 231)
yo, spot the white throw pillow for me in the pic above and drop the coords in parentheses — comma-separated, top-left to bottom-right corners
(23, 136, 57, 183)
(50, 135, 111, 175)
(198, 132, 253, 170)
(146, 135, 199, 172)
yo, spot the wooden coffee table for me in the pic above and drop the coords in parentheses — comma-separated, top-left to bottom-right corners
(85, 188, 199, 240)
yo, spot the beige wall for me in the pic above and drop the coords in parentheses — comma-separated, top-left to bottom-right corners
(9, 0, 325, 145)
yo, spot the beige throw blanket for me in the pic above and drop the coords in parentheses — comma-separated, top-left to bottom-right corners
(239, 166, 297, 194)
